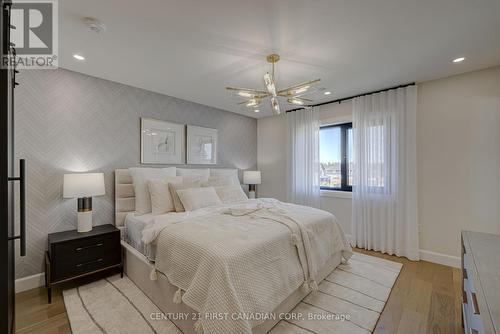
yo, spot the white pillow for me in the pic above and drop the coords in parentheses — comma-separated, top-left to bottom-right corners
(129, 167, 176, 214)
(176, 168, 210, 183)
(215, 185, 248, 204)
(202, 176, 235, 187)
(147, 176, 183, 215)
(168, 177, 203, 212)
(210, 168, 239, 185)
(176, 187, 222, 211)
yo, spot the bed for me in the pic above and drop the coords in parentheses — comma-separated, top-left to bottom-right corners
(115, 168, 352, 334)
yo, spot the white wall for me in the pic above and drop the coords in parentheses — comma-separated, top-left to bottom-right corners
(257, 65, 500, 264)
(320, 194, 352, 235)
(417, 66, 500, 257)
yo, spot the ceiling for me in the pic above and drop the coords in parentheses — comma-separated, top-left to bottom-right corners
(59, 0, 500, 118)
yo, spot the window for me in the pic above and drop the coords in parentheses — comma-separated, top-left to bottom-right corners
(320, 123, 353, 191)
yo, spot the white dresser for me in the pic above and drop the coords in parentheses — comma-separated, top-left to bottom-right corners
(462, 231, 500, 334)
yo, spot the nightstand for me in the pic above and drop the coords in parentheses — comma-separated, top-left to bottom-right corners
(45, 224, 122, 303)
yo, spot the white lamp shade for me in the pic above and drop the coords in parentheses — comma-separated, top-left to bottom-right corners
(243, 171, 261, 185)
(63, 173, 105, 198)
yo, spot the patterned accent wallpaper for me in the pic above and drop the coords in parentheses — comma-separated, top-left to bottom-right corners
(14, 69, 257, 278)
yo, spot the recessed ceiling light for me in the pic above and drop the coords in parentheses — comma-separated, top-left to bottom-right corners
(254, 109, 260, 113)
(73, 54, 85, 61)
(324, 91, 331, 95)
(453, 57, 465, 63)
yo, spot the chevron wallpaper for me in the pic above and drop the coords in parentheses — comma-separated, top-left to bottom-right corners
(13, 69, 257, 278)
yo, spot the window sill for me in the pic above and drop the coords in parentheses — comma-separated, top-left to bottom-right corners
(320, 190, 352, 199)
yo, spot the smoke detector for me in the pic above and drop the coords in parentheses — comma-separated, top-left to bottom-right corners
(84, 17, 106, 33)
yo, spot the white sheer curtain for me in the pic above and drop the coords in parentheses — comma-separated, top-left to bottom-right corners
(286, 107, 321, 208)
(352, 86, 419, 260)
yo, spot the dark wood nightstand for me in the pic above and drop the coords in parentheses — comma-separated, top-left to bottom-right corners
(45, 224, 122, 303)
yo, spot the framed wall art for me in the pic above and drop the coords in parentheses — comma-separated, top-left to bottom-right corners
(186, 125, 218, 165)
(140, 118, 185, 164)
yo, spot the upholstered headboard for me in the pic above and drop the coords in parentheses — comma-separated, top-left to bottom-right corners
(114, 167, 244, 226)
(115, 169, 135, 227)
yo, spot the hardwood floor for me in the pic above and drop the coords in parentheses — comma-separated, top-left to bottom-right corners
(15, 249, 462, 334)
(355, 249, 462, 334)
(15, 282, 70, 334)
(15, 270, 115, 334)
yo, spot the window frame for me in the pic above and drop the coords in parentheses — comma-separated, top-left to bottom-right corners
(320, 122, 353, 192)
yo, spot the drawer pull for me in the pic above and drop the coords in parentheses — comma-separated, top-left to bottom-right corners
(471, 292, 480, 315)
(76, 258, 103, 268)
(462, 268, 468, 280)
(463, 290, 468, 304)
(75, 243, 103, 251)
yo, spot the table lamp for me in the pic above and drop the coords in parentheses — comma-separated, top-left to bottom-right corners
(243, 171, 261, 199)
(63, 173, 105, 232)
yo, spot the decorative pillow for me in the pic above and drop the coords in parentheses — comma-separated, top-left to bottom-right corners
(129, 167, 176, 214)
(202, 176, 235, 187)
(147, 176, 183, 215)
(176, 187, 222, 212)
(215, 185, 248, 204)
(176, 168, 210, 183)
(210, 168, 240, 185)
(168, 177, 202, 212)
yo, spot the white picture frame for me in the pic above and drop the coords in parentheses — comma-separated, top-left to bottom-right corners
(187, 125, 218, 165)
(141, 118, 185, 164)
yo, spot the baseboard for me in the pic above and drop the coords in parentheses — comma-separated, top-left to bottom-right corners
(419, 249, 460, 268)
(15, 272, 45, 293)
(348, 234, 460, 268)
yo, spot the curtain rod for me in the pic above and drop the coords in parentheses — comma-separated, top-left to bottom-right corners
(286, 82, 416, 113)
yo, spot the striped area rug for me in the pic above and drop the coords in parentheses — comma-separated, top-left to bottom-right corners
(269, 252, 402, 334)
(63, 252, 402, 334)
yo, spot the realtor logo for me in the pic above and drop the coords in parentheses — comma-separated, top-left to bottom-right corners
(2, 0, 58, 69)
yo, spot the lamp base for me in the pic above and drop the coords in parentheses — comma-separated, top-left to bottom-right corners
(77, 211, 93, 232)
(77, 197, 93, 233)
(248, 184, 257, 199)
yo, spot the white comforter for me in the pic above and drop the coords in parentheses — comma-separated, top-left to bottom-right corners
(142, 198, 352, 334)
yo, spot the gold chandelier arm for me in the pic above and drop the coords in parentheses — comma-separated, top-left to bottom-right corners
(238, 97, 264, 107)
(277, 93, 314, 100)
(225, 86, 268, 95)
(241, 93, 270, 99)
(292, 97, 313, 102)
(277, 78, 321, 95)
(287, 96, 313, 106)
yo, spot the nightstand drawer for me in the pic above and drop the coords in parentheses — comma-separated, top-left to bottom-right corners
(51, 232, 120, 264)
(53, 251, 121, 281)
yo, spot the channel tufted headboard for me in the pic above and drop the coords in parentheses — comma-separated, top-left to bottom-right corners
(115, 169, 135, 227)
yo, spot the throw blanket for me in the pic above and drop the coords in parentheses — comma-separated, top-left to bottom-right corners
(142, 199, 352, 334)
